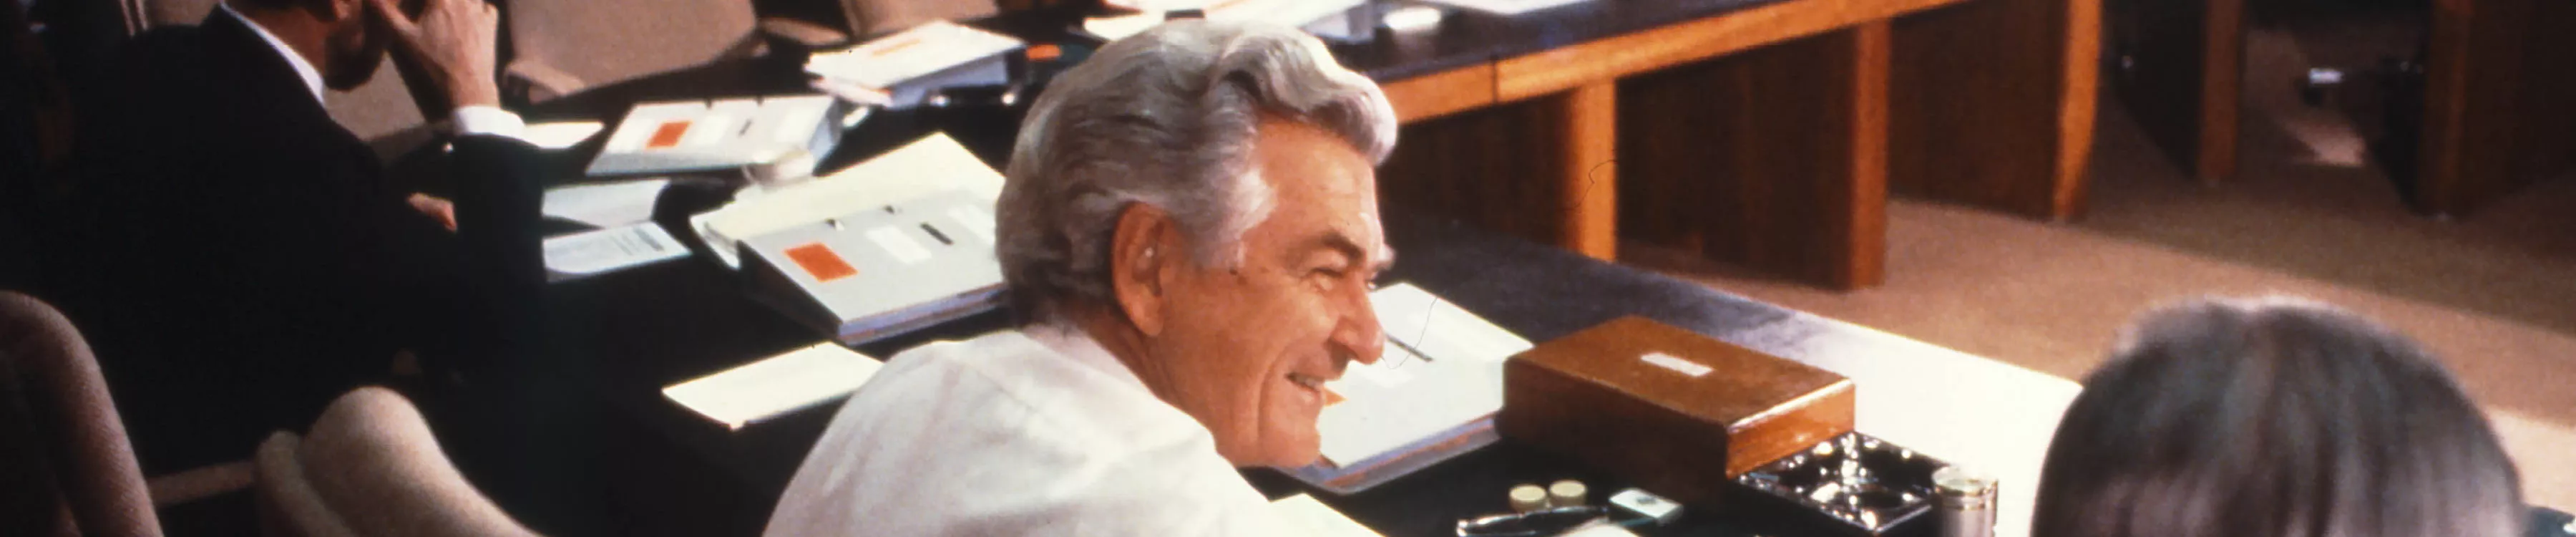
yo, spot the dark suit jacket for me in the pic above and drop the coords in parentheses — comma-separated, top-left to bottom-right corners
(49, 12, 547, 473)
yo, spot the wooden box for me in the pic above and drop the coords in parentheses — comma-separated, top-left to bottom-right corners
(1498, 316, 1855, 505)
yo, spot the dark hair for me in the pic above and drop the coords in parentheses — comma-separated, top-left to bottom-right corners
(2031, 297, 2524, 537)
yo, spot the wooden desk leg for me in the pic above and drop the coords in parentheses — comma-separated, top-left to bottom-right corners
(1847, 22, 1890, 289)
(1558, 82, 1620, 261)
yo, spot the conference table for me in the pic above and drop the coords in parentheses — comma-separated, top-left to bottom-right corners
(517, 24, 2087, 534)
(497, 6, 2576, 534)
(542, 185, 2086, 537)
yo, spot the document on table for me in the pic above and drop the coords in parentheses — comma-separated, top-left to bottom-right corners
(1312, 283, 1532, 466)
(662, 342, 884, 430)
(693, 133, 1002, 268)
(542, 222, 686, 276)
(1270, 494, 1382, 537)
(542, 178, 668, 228)
(804, 21, 1022, 92)
(1420, 0, 1594, 15)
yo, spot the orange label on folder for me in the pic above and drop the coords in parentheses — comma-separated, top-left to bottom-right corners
(646, 120, 693, 149)
(785, 243, 859, 282)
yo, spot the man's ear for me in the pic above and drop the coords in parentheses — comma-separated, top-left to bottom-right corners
(1108, 203, 1179, 337)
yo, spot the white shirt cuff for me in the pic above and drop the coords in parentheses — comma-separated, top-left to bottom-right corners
(452, 106, 527, 140)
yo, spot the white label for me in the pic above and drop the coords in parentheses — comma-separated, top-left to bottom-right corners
(1639, 352, 1712, 377)
(865, 226, 933, 265)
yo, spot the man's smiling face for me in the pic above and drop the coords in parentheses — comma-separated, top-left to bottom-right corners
(1144, 115, 1391, 468)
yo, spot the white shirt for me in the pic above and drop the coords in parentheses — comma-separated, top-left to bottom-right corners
(763, 328, 1290, 536)
(218, 3, 524, 139)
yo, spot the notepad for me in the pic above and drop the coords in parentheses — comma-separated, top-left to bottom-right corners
(1271, 494, 1382, 537)
(662, 342, 884, 430)
(806, 21, 1022, 107)
(542, 222, 686, 276)
(1311, 284, 1531, 467)
(693, 133, 1003, 268)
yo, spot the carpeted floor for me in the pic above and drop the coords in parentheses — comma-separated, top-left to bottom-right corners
(1629, 29, 2575, 510)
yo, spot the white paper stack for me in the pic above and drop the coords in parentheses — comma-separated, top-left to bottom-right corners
(662, 342, 885, 430)
(1311, 283, 1532, 468)
(586, 95, 847, 177)
(1419, 0, 1596, 16)
(1096, 0, 1374, 42)
(690, 133, 1004, 269)
(805, 21, 1023, 108)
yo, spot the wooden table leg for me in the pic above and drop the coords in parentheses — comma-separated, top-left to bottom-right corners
(1557, 82, 1620, 261)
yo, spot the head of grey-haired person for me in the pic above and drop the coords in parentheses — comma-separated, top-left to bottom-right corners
(762, 21, 1400, 536)
(2032, 297, 2526, 537)
(992, 20, 1397, 467)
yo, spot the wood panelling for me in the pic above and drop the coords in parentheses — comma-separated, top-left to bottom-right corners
(1616, 26, 1888, 289)
(1381, 64, 1498, 124)
(1378, 96, 1577, 248)
(1492, 0, 1968, 103)
(2416, 0, 2576, 216)
(1888, 0, 2098, 220)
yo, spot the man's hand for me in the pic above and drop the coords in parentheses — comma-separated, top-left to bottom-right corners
(409, 193, 459, 232)
(369, 0, 502, 114)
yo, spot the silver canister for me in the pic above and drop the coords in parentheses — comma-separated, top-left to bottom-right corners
(1931, 465, 1997, 537)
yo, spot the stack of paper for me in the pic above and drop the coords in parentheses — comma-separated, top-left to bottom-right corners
(586, 95, 847, 177)
(691, 133, 1004, 269)
(1093, 0, 1373, 42)
(662, 342, 885, 430)
(1420, 0, 1596, 16)
(805, 21, 1023, 108)
(1312, 284, 1532, 468)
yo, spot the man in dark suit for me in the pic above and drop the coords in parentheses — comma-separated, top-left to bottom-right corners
(48, 0, 547, 480)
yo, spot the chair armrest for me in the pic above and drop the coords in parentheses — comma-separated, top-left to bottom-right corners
(758, 17, 851, 49)
(145, 460, 255, 507)
(502, 59, 587, 104)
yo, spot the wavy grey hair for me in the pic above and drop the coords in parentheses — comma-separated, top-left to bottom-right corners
(995, 20, 1397, 324)
(2033, 296, 2526, 537)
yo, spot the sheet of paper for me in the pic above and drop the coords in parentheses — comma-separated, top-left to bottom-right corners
(542, 178, 668, 228)
(662, 342, 884, 430)
(695, 133, 1002, 268)
(1270, 495, 1382, 537)
(523, 120, 605, 150)
(1370, 283, 1533, 364)
(805, 21, 1023, 90)
(1084, 13, 1163, 42)
(1201, 0, 1365, 26)
(542, 222, 686, 275)
(1309, 283, 1529, 465)
(1420, 0, 1594, 15)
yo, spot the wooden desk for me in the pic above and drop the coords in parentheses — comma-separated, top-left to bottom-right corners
(2109, 0, 2576, 216)
(1348, 0, 2100, 289)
